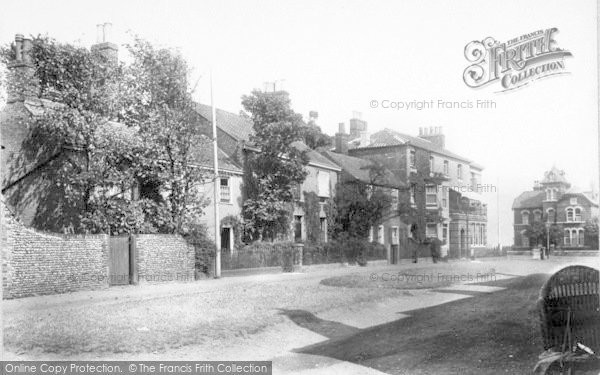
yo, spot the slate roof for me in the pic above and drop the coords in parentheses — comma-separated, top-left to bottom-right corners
(194, 103, 254, 142)
(357, 128, 472, 163)
(322, 151, 404, 188)
(192, 136, 242, 173)
(290, 141, 341, 171)
(512, 190, 546, 209)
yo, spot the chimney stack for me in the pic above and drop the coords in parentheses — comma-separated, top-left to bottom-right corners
(335, 122, 349, 154)
(91, 23, 118, 64)
(418, 125, 445, 148)
(6, 34, 39, 103)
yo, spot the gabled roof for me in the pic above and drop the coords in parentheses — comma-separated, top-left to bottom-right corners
(192, 136, 242, 174)
(322, 151, 405, 188)
(194, 103, 254, 142)
(290, 141, 341, 171)
(512, 190, 545, 209)
(357, 128, 471, 163)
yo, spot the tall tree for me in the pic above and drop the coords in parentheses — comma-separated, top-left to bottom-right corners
(241, 90, 308, 241)
(118, 37, 210, 234)
(1, 36, 209, 234)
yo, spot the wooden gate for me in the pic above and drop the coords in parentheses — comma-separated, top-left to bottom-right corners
(109, 235, 131, 286)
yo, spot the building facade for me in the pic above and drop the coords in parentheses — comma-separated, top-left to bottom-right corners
(335, 121, 488, 259)
(512, 167, 599, 251)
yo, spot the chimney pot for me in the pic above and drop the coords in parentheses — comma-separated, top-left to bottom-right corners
(14, 34, 24, 62)
(338, 122, 346, 134)
(429, 126, 434, 135)
(103, 22, 113, 43)
(21, 37, 33, 64)
(96, 24, 103, 43)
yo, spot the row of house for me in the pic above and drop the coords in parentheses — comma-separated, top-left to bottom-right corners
(0, 31, 489, 263)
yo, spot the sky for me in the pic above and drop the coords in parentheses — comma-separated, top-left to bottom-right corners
(1, 0, 598, 245)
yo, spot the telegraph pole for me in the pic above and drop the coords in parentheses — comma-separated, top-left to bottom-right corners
(211, 69, 221, 278)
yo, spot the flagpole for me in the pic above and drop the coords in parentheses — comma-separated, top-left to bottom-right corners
(211, 68, 221, 278)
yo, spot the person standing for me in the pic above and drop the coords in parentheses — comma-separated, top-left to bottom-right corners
(429, 237, 441, 263)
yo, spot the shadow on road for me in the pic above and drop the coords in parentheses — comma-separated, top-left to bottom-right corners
(284, 274, 551, 375)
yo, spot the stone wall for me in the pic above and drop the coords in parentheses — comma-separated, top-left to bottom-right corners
(2, 202, 109, 299)
(135, 234, 195, 283)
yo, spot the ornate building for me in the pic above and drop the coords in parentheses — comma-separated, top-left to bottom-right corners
(512, 167, 598, 251)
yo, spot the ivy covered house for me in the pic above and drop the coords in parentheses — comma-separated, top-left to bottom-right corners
(322, 149, 407, 263)
(335, 118, 488, 259)
(512, 167, 599, 252)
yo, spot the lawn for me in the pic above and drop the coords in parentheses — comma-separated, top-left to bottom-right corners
(299, 273, 551, 375)
(320, 263, 499, 289)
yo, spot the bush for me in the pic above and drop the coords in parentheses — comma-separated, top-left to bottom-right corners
(223, 241, 294, 270)
(184, 225, 216, 276)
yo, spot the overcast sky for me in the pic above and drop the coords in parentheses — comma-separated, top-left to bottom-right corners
(1, 0, 597, 245)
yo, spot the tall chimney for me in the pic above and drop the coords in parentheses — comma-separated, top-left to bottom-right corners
(6, 34, 39, 103)
(335, 122, 349, 154)
(91, 23, 118, 64)
(418, 125, 445, 148)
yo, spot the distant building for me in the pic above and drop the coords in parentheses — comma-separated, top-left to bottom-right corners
(512, 167, 599, 251)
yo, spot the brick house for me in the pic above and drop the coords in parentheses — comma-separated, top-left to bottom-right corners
(512, 167, 599, 251)
(334, 119, 488, 259)
(193, 104, 341, 244)
(322, 150, 408, 262)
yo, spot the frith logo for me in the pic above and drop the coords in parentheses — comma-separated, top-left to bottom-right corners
(463, 28, 572, 92)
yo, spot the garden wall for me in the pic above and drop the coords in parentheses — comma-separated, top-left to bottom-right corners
(135, 234, 195, 283)
(2, 203, 109, 299)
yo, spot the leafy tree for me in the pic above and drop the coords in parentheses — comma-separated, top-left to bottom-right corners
(333, 163, 392, 239)
(241, 90, 309, 241)
(300, 112, 331, 149)
(1, 35, 209, 234)
(117, 37, 211, 234)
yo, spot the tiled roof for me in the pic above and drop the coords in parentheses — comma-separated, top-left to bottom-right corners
(290, 141, 341, 171)
(322, 151, 405, 188)
(192, 136, 242, 173)
(194, 103, 254, 142)
(512, 191, 545, 209)
(357, 128, 472, 163)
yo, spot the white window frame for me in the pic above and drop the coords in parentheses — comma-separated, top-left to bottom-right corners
(377, 225, 385, 244)
(220, 177, 231, 203)
(521, 210, 530, 225)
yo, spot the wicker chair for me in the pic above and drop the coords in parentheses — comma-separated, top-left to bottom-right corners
(535, 265, 600, 374)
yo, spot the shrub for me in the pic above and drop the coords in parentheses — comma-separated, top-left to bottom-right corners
(184, 224, 216, 276)
(223, 241, 294, 270)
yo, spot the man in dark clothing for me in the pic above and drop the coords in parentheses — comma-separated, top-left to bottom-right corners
(429, 237, 441, 263)
(410, 224, 419, 263)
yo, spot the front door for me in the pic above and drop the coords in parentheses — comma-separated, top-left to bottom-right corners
(109, 236, 130, 286)
(221, 227, 231, 250)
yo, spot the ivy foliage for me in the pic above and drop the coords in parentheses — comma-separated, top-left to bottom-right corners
(1, 35, 209, 235)
(333, 163, 393, 239)
(241, 90, 309, 241)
